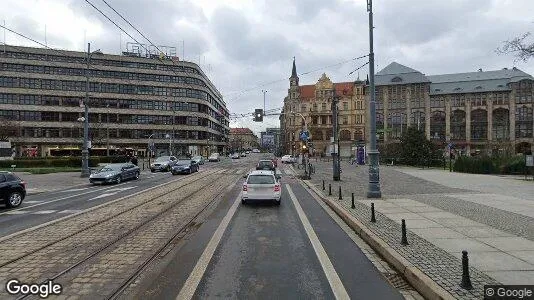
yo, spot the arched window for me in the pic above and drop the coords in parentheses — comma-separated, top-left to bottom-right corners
(340, 130, 351, 141)
(430, 111, 446, 140)
(391, 77, 402, 83)
(354, 130, 364, 141)
(471, 109, 487, 140)
(450, 110, 466, 140)
(387, 112, 407, 139)
(410, 111, 425, 132)
(492, 108, 509, 140)
(515, 106, 533, 138)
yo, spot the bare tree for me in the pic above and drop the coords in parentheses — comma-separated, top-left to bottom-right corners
(0, 118, 21, 142)
(497, 32, 534, 62)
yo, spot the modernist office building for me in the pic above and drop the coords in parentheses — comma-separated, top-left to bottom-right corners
(0, 44, 229, 157)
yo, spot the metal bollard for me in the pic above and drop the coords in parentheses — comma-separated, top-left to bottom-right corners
(460, 250, 473, 290)
(328, 184, 332, 196)
(371, 203, 376, 222)
(401, 219, 408, 245)
(338, 186, 342, 200)
(322, 180, 325, 190)
(351, 193, 355, 209)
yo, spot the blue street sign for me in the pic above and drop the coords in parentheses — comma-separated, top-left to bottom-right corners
(448, 143, 454, 149)
(300, 131, 309, 141)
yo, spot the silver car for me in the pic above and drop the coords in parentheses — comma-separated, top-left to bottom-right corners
(89, 163, 140, 185)
(150, 156, 177, 172)
(192, 155, 205, 165)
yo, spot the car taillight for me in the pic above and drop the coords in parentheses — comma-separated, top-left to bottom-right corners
(243, 184, 247, 191)
(20, 181, 26, 188)
(274, 184, 280, 192)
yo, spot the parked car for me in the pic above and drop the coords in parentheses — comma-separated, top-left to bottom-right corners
(208, 153, 220, 162)
(281, 155, 297, 164)
(0, 171, 26, 208)
(231, 153, 240, 159)
(171, 160, 199, 175)
(252, 149, 260, 153)
(89, 163, 140, 185)
(150, 156, 177, 172)
(240, 152, 247, 157)
(242, 170, 281, 205)
(245, 151, 251, 154)
(256, 160, 275, 171)
(192, 155, 205, 165)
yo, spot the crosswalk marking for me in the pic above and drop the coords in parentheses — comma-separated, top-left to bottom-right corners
(32, 210, 57, 214)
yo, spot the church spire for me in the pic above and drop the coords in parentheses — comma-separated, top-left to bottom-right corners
(289, 56, 299, 87)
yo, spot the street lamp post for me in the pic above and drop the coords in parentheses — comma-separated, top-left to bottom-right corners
(106, 103, 110, 156)
(366, 0, 382, 198)
(332, 95, 340, 181)
(262, 90, 267, 113)
(80, 43, 102, 178)
(148, 133, 154, 166)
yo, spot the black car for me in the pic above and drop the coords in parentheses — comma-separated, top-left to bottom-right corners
(171, 160, 199, 175)
(89, 163, 140, 185)
(256, 160, 276, 171)
(0, 171, 26, 208)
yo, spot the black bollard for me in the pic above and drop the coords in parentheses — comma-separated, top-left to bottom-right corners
(351, 193, 355, 209)
(328, 184, 332, 196)
(371, 203, 376, 222)
(338, 186, 342, 200)
(401, 219, 408, 245)
(322, 180, 325, 190)
(460, 250, 473, 290)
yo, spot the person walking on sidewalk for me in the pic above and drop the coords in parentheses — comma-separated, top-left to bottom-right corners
(130, 155, 138, 166)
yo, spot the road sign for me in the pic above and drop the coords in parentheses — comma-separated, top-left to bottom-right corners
(300, 130, 309, 141)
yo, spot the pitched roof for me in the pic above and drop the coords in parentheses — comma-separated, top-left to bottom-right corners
(375, 62, 430, 86)
(428, 67, 534, 95)
(230, 128, 254, 135)
(334, 82, 354, 96)
(299, 85, 315, 98)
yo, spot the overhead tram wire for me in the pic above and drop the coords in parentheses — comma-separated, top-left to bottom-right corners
(84, 0, 229, 122)
(349, 61, 369, 76)
(225, 54, 369, 103)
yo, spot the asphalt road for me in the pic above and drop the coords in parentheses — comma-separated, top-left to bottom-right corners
(131, 156, 404, 300)
(0, 158, 244, 238)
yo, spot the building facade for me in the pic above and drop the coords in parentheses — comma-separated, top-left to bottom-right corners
(280, 59, 367, 157)
(229, 128, 259, 152)
(368, 62, 534, 155)
(0, 45, 229, 158)
(260, 127, 281, 155)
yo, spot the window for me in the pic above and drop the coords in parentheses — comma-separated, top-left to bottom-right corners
(516, 106, 533, 138)
(450, 110, 466, 140)
(492, 108, 509, 140)
(342, 116, 348, 125)
(343, 102, 348, 110)
(471, 109, 488, 140)
(321, 103, 326, 111)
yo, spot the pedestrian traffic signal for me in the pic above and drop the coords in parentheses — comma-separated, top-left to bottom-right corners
(254, 109, 264, 122)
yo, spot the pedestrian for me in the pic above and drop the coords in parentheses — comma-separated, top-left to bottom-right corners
(131, 155, 138, 166)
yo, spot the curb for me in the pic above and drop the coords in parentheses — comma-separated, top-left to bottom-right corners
(294, 171, 456, 300)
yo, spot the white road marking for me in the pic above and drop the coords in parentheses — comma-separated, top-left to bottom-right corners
(286, 185, 350, 300)
(60, 188, 90, 192)
(88, 193, 118, 201)
(32, 210, 57, 214)
(3, 210, 28, 215)
(176, 192, 242, 300)
(23, 201, 44, 204)
(57, 210, 83, 214)
(106, 186, 137, 192)
(0, 184, 122, 216)
(235, 169, 241, 174)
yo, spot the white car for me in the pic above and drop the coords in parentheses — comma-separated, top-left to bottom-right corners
(252, 149, 260, 153)
(208, 153, 220, 162)
(281, 155, 296, 164)
(242, 170, 281, 205)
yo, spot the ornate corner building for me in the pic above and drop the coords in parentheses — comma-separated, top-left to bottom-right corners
(280, 59, 367, 157)
(0, 45, 229, 157)
(281, 59, 534, 157)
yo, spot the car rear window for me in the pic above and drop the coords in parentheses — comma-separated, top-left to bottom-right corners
(5, 174, 19, 181)
(258, 161, 273, 167)
(247, 175, 275, 184)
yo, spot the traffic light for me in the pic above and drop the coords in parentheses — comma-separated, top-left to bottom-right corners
(254, 109, 264, 122)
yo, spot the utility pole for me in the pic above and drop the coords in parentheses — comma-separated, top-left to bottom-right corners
(332, 96, 340, 181)
(80, 43, 91, 178)
(367, 0, 382, 198)
(106, 103, 110, 156)
(171, 110, 175, 155)
(262, 90, 267, 114)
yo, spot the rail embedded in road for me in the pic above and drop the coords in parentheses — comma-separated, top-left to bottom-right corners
(0, 167, 242, 299)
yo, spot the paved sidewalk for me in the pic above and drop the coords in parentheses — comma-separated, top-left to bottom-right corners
(295, 160, 534, 299)
(14, 171, 90, 195)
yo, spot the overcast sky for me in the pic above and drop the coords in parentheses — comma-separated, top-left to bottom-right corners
(1, 0, 533, 135)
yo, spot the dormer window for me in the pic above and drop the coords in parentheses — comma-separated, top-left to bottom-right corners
(454, 87, 462, 91)
(391, 76, 402, 83)
(475, 86, 482, 90)
(497, 85, 504, 88)
(434, 89, 441, 92)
